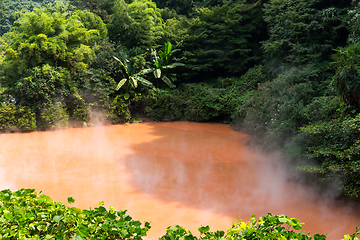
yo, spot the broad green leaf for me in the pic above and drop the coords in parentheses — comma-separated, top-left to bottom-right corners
(70, 235, 83, 240)
(116, 78, 127, 91)
(268, 216, 277, 222)
(113, 56, 124, 67)
(4, 213, 13, 220)
(113, 56, 129, 75)
(240, 222, 247, 229)
(198, 225, 210, 234)
(138, 68, 154, 75)
(151, 49, 160, 62)
(133, 76, 154, 88)
(78, 226, 90, 238)
(68, 197, 75, 204)
(158, 51, 166, 60)
(164, 42, 172, 56)
(121, 229, 128, 237)
(130, 77, 138, 88)
(162, 76, 175, 88)
(278, 216, 287, 223)
(124, 92, 130, 100)
(53, 215, 63, 222)
(71, 207, 82, 214)
(154, 69, 161, 78)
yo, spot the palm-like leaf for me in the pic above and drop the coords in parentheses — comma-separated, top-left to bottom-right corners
(130, 77, 138, 88)
(163, 42, 172, 56)
(113, 56, 130, 76)
(162, 75, 176, 88)
(154, 69, 161, 78)
(116, 78, 127, 91)
(138, 68, 154, 75)
(133, 75, 154, 88)
(151, 48, 160, 62)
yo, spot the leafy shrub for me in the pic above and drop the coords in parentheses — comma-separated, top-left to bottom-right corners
(107, 95, 131, 123)
(160, 213, 329, 240)
(0, 188, 151, 239)
(40, 102, 69, 130)
(303, 96, 344, 123)
(12, 65, 72, 110)
(65, 92, 89, 123)
(331, 42, 360, 110)
(263, 0, 349, 65)
(0, 103, 36, 132)
(1, 189, 359, 239)
(299, 113, 360, 198)
(237, 66, 319, 148)
(143, 88, 185, 121)
(179, 1, 265, 80)
(0, 0, 56, 35)
(141, 66, 269, 123)
(143, 83, 233, 122)
(0, 6, 106, 114)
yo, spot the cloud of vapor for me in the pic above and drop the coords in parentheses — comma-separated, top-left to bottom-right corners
(0, 122, 358, 240)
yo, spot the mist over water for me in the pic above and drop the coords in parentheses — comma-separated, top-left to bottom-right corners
(0, 122, 359, 239)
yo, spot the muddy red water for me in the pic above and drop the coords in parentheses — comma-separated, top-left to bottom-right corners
(0, 122, 359, 239)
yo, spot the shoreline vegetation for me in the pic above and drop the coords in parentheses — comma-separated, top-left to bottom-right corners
(0, 0, 360, 236)
(1, 188, 359, 240)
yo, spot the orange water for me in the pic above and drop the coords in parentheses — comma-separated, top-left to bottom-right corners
(0, 122, 359, 239)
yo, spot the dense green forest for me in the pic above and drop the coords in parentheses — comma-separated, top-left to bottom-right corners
(0, 0, 360, 199)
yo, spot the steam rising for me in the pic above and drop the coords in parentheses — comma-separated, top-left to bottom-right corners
(0, 122, 359, 239)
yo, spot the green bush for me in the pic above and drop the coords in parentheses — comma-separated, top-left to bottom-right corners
(2, 189, 359, 240)
(299, 113, 360, 198)
(65, 93, 89, 123)
(107, 95, 131, 123)
(40, 102, 69, 130)
(0, 188, 151, 239)
(160, 213, 331, 240)
(0, 103, 36, 132)
(235, 66, 322, 148)
(0, 6, 105, 114)
(143, 88, 184, 121)
(143, 83, 233, 122)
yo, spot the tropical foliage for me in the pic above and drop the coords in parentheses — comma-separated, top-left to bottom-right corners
(2, 189, 359, 239)
(0, 0, 360, 198)
(0, 188, 151, 239)
(113, 56, 154, 96)
(0, 7, 104, 111)
(150, 41, 184, 88)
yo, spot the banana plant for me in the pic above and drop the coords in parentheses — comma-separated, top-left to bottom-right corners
(113, 56, 154, 99)
(151, 42, 185, 88)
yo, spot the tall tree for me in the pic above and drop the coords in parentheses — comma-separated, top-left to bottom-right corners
(179, 0, 266, 81)
(108, 0, 165, 51)
(0, 7, 106, 110)
(263, 0, 351, 66)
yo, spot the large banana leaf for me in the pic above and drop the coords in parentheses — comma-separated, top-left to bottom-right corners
(130, 77, 138, 88)
(151, 48, 160, 62)
(116, 78, 127, 91)
(113, 56, 130, 76)
(133, 76, 154, 88)
(154, 69, 161, 78)
(137, 68, 154, 75)
(164, 42, 172, 56)
(162, 75, 176, 88)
